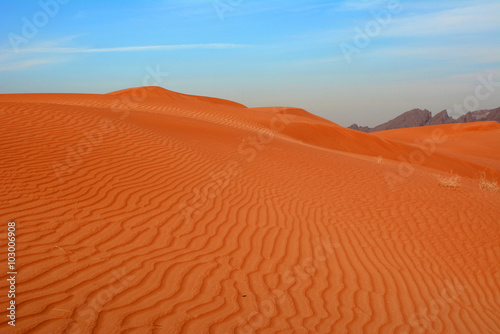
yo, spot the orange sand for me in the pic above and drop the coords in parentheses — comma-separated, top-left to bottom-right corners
(0, 87, 499, 333)
(374, 122, 500, 173)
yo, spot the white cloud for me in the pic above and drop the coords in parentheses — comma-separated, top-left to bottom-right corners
(0, 59, 62, 71)
(295, 56, 346, 65)
(0, 37, 248, 72)
(368, 45, 500, 64)
(18, 43, 249, 54)
(340, 0, 386, 11)
(385, 2, 500, 37)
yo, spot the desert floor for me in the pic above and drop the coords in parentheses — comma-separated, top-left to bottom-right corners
(1, 87, 499, 333)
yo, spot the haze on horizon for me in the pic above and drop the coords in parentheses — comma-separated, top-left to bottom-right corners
(1, 0, 499, 127)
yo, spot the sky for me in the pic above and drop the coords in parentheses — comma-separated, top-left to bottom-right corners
(0, 0, 499, 127)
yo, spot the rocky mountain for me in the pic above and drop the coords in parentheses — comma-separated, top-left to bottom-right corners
(348, 107, 500, 133)
(348, 123, 371, 132)
(427, 110, 455, 125)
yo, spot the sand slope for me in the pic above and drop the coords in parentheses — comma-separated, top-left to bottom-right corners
(0, 87, 499, 333)
(374, 122, 500, 173)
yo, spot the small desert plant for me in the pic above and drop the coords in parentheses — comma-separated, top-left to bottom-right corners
(436, 171, 461, 189)
(478, 171, 499, 192)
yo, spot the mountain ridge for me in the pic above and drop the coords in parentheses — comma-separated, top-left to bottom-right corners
(349, 107, 500, 132)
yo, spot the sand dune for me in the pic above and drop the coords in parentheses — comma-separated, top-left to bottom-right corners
(374, 122, 500, 173)
(0, 87, 499, 333)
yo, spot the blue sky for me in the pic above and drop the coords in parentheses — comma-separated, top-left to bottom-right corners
(1, 0, 499, 126)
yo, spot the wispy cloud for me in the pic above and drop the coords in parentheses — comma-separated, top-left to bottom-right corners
(0, 59, 62, 71)
(0, 37, 77, 71)
(339, 0, 386, 11)
(370, 45, 500, 63)
(0, 39, 249, 72)
(386, 2, 500, 37)
(296, 56, 346, 65)
(18, 43, 250, 54)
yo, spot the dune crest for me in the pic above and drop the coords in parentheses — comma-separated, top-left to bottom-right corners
(0, 89, 499, 333)
(374, 121, 500, 171)
(108, 86, 247, 109)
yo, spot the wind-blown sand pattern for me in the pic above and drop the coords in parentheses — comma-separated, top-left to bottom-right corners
(0, 87, 499, 333)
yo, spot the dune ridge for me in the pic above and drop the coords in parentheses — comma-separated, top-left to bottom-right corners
(0, 87, 499, 333)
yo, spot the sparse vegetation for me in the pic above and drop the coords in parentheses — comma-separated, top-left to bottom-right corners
(478, 171, 499, 192)
(436, 171, 461, 189)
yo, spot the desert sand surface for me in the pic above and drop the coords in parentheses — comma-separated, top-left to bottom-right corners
(0, 87, 499, 333)
(374, 122, 500, 173)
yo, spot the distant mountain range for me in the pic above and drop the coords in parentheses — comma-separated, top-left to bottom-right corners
(348, 107, 500, 133)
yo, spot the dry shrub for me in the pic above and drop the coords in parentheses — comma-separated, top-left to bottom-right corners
(479, 171, 499, 192)
(436, 171, 461, 189)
